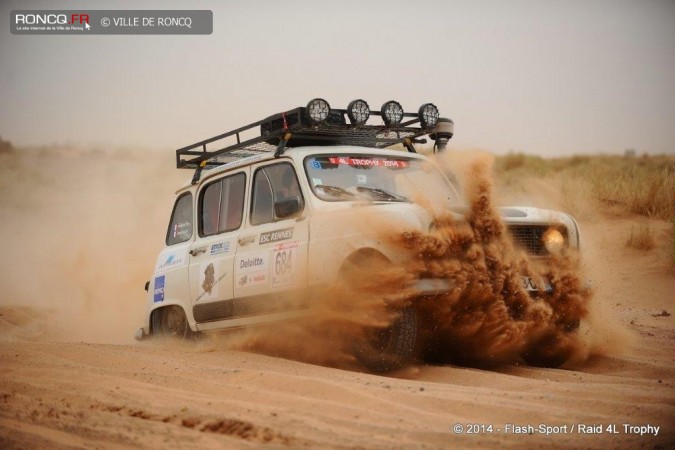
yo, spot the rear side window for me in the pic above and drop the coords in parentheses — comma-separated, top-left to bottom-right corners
(199, 172, 246, 237)
(166, 192, 193, 246)
(250, 163, 303, 225)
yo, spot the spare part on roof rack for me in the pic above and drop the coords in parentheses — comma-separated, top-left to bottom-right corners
(175, 98, 453, 182)
(429, 118, 454, 152)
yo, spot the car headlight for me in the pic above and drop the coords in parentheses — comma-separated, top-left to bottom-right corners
(542, 228, 565, 254)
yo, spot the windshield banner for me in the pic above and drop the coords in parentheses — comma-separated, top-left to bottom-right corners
(327, 157, 409, 168)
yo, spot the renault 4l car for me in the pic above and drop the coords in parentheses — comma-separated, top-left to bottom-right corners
(136, 99, 581, 371)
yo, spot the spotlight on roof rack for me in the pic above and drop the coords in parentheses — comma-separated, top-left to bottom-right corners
(306, 98, 331, 124)
(381, 100, 404, 126)
(347, 99, 370, 125)
(418, 103, 439, 128)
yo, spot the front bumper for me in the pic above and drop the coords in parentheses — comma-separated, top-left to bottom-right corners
(412, 276, 553, 295)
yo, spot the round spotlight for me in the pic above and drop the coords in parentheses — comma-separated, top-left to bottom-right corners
(542, 228, 565, 254)
(306, 98, 331, 124)
(381, 100, 404, 126)
(347, 99, 370, 125)
(418, 103, 439, 128)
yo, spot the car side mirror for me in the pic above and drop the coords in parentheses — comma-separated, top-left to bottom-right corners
(274, 197, 301, 219)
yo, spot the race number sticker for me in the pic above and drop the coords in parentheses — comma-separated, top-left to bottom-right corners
(272, 241, 298, 287)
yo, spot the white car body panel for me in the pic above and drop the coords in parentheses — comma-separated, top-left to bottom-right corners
(139, 146, 581, 338)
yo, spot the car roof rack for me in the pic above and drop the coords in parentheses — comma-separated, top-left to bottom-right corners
(176, 99, 448, 183)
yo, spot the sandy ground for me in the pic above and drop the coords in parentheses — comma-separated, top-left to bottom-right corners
(0, 148, 673, 449)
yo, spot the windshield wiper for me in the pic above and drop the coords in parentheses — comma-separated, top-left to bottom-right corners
(315, 184, 356, 198)
(356, 187, 408, 202)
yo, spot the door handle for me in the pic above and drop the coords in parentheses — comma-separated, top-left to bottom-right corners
(189, 247, 207, 256)
(238, 235, 256, 246)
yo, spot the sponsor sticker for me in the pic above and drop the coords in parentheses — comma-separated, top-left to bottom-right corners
(173, 221, 191, 239)
(250, 272, 267, 286)
(158, 254, 184, 270)
(236, 252, 269, 288)
(202, 263, 216, 295)
(273, 240, 299, 251)
(156, 250, 187, 272)
(153, 275, 165, 303)
(238, 256, 266, 271)
(210, 241, 231, 256)
(237, 272, 267, 287)
(259, 227, 294, 245)
(195, 261, 227, 303)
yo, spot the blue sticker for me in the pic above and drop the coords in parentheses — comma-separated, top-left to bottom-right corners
(153, 275, 165, 303)
(210, 241, 231, 255)
(312, 160, 321, 169)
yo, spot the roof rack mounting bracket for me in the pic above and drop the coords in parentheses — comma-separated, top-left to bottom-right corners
(274, 132, 292, 158)
(403, 138, 417, 153)
(191, 161, 207, 185)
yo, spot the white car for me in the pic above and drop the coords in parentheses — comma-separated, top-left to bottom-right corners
(136, 99, 580, 371)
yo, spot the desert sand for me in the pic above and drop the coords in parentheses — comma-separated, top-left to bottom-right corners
(0, 147, 673, 449)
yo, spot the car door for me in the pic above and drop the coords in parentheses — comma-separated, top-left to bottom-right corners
(234, 161, 309, 310)
(188, 169, 248, 325)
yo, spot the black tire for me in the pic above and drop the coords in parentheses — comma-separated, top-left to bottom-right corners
(151, 306, 194, 340)
(339, 250, 418, 372)
(354, 305, 418, 373)
(521, 332, 573, 368)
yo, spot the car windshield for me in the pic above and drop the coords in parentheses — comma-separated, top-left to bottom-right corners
(304, 154, 459, 207)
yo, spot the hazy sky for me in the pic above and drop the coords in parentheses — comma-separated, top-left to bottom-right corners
(1, 0, 674, 155)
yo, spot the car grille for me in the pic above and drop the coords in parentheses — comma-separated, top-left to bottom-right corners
(507, 225, 562, 256)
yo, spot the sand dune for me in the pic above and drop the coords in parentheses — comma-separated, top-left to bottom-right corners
(0, 147, 673, 448)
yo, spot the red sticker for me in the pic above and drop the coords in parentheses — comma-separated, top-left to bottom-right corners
(327, 157, 409, 168)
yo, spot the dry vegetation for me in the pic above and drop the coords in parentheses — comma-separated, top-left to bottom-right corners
(625, 224, 656, 251)
(494, 152, 675, 267)
(0, 136, 15, 154)
(494, 153, 675, 220)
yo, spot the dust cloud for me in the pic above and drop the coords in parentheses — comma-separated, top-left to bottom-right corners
(0, 146, 601, 369)
(0, 147, 183, 344)
(217, 152, 595, 369)
(399, 154, 591, 366)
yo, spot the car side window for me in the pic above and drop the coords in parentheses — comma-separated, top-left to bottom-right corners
(199, 172, 246, 237)
(166, 192, 193, 246)
(250, 163, 303, 226)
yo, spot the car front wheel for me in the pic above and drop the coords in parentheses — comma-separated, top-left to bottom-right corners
(354, 304, 418, 372)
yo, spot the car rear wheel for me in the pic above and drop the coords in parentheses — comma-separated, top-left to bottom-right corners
(151, 306, 194, 340)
